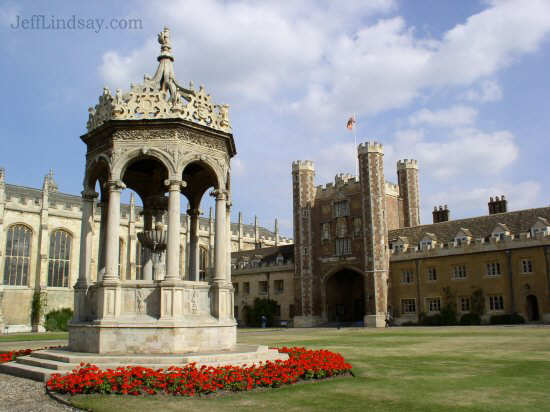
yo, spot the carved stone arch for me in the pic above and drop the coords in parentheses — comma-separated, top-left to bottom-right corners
(179, 154, 225, 190)
(320, 265, 366, 323)
(320, 264, 365, 286)
(49, 226, 75, 239)
(112, 147, 177, 182)
(83, 153, 111, 193)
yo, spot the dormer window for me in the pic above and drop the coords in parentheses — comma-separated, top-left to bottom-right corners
(530, 217, 550, 238)
(491, 223, 510, 241)
(454, 229, 472, 246)
(420, 233, 437, 251)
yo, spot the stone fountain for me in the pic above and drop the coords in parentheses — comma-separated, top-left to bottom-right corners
(0, 27, 286, 381)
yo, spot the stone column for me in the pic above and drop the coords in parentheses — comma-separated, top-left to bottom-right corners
(77, 190, 98, 286)
(212, 189, 227, 283)
(187, 208, 200, 281)
(164, 179, 183, 281)
(142, 209, 153, 280)
(103, 180, 124, 283)
(97, 201, 108, 281)
(74, 189, 97, 322)
(127, 193, 136, 280)
(226, 199, 232, 283)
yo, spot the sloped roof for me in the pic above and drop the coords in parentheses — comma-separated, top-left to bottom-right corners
(389, 206, 550, 245)
(232, 244, 294, 265)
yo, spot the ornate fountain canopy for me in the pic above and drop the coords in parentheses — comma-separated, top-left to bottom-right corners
(86, 27, 231, 133)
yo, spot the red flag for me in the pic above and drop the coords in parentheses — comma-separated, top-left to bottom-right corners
(346, 116, 356, 130)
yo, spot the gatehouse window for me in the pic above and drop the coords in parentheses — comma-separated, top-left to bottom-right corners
(353, 217, 362, 238)
(244, 282, 250, 294)
(48, 230, 72, 287)
(401, 270, 414, 284)
(489, 295, 504, 311)
(521, 259, 533, 274)
(427, 267, 437, 281)
(335, 238, 351, 256)
(321, 223, 330, 241)
(401, 299, 416, 314)
(452, 265, 467, 279)
(333, 200, 349, 217)
(426, 297, 441, 313)
(3, 224, 32, 286)
(486, 262, 501, 277)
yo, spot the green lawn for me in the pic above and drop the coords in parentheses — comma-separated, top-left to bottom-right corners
(0, 332, 68, 343)
(64, 326, 550, 411)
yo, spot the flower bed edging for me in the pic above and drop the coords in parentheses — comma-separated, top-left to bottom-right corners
(46, 347, 353, 397)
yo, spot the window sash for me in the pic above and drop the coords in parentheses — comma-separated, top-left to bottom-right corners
(401, 299, 416, 313)
(4, 225, 32, 286)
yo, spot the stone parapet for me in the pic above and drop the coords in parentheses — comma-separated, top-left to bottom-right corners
(397, 159, 418, 170)
(358, 141, 383, 154)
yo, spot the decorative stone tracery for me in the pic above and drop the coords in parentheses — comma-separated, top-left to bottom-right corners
(71, 27, 238, 354)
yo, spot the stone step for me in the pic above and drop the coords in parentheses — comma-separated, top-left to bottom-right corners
(16, 356, 75, 371)
(30, 350, 184, 365)
(0, 361, 56, 382)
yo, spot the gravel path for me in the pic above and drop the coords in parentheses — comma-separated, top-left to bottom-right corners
(0, 373, 78, 412)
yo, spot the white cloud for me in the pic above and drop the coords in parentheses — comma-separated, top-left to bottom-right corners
(409, 105, 478, 127)
(389, 127, 518, 180)
(462, 80, 503, 102)
(231, 158, 245, 177)
(97, 0, 550, 126)
(424, 180, 542, 220)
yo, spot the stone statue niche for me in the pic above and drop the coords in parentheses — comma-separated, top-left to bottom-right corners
(69, 27, 239, 354)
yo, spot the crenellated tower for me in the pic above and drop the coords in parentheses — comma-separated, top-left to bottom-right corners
(291, 160, 319, 326)
(397, 159, 420, 227)
(358, 142, 389, 328)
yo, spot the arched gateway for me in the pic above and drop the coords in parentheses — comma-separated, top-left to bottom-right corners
(70, 27, 237, 354)
(326, 268, 365, 323)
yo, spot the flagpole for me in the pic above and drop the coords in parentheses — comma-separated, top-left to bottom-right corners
(353, 113, 358, 177)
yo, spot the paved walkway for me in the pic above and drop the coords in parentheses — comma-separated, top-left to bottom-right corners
(0, 373, 77, 411)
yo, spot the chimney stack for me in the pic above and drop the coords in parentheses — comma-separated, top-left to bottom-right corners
(488, 195, 507, 215)
(432, 205, 450, 223)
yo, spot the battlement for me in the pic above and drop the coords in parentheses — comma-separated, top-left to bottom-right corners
(292, 160, 315, 172)
(334, 173, 357, 186)
(397, 159, 418, 170)
(358, 141, 383, 154)
(385, 181, 400, 197)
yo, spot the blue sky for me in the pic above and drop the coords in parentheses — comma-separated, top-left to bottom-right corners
(1, 0, 549, 237)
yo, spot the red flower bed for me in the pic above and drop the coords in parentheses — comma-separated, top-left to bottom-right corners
(0, 349, 32, 363)
(46, 347, 353, 397)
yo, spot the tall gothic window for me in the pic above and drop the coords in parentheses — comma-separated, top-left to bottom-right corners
(48, 230, 72, 287)
(136, 240, 146, 280)
(199, 247, 208, 281)
(3, 224, 32, 286)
